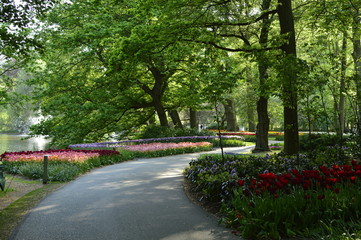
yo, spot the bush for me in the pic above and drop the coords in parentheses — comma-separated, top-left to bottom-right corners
(243, 135, 256, 142)
(299, 134, 346, 151)
(274, 135, 284, 141)
(212, 138, 246, 147)
(206, 123, 227, 130)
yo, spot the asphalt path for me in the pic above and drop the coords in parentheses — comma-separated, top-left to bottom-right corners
(10, 146, 254, 240)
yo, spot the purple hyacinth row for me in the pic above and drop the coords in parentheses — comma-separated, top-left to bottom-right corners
(68, 135, 245, 149)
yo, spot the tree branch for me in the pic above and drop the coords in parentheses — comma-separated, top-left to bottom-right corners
(193, 9, 278, 28)
(186, 39, 279, 52)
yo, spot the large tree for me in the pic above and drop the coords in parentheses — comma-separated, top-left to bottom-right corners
(277, 0, 299, 154)
(30, 0, 211, 146)
(166, 0, 300, 153)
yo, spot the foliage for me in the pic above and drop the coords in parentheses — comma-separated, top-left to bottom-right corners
(273, 135, 284, 141)
(269, 143, 283, 151)
(17, 162, 80, 182)
(299, 134, 348, 151)
(28, 0, 226, 146)
(0, 0, 56, 57)
(242, 135, 257, 142)
(212, 139, 246, 148)
(224, 184, 361, 239)
(0, 0, 56, 107)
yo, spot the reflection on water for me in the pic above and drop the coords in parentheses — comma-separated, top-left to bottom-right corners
(0, 134, 50, 154)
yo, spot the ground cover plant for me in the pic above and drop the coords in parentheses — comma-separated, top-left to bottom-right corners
(184, 140, 361, 239)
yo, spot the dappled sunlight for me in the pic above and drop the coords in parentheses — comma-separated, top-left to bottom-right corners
(12, 149, 241, 240)
(32, 204, 59, 215)
(155, 168, 183, 179)
(160, 230, 213, 240)
(66, 210, 94, 222)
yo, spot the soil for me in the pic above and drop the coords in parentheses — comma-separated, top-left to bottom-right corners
(0, 175, 44, 211)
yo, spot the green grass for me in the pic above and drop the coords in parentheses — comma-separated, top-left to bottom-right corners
(0, 188, 14, 197)
(10, 177, 41, 184)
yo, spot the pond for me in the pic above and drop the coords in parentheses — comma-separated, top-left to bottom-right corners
(0, 134, 50, 154)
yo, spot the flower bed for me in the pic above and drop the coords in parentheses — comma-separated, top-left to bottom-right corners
(68, 135, 244, 149)
(0, 149, 118, 163)
(121, 142, 212, 152)
(185, 153, 361, 239)
(1, 149, 123, 182)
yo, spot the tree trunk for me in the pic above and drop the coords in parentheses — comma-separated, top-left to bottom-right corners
(254, 0, 272, 152)
(245, 67, 256, 132)
(169, 109, 183, 128)
(278, 0, 299, 155)
(254, 96, 270, 152)
(338, 33, 347, 137)
(223, 99, 238, 131)
(145, 65, 170, 127)
(189, 108, 198, 129)
(153, 97, 169, 127)
(352, 13, 361, 135)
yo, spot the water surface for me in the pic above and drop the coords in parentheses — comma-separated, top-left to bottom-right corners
(0, 134, 50, 154)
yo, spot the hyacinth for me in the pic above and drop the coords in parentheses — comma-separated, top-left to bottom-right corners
(68, 135, 244, 149)
(121, 142, 212, 152)
(1, 149, 120, 163)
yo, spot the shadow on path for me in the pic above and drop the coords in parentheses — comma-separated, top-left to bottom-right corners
(11, 147, 249, 240)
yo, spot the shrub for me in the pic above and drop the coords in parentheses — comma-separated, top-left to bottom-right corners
(242, 135, 256, 142)
(274, 135, 284, 141)
(212, 138, 246, 147)
(299, 134, 346, 151)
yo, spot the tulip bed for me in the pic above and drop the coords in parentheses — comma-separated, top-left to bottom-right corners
(1, 149, 124, 181)
(185, 150, 361, 239)
(0, 140, 218, 181)
(68, 135, 245, 149)
(118, 142, 213, 158)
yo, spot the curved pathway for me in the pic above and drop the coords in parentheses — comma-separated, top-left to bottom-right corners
(10, 146, 253, 240)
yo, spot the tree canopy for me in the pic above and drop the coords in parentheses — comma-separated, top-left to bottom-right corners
(0, 0, 360, 152)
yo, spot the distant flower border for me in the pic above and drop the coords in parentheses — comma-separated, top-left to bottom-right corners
(68, 135, 244, 149)
(122, 142, 212, 152)
(1, 149, 119, 163)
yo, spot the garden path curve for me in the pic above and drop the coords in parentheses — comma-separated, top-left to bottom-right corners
(10, 146, 254, 240)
